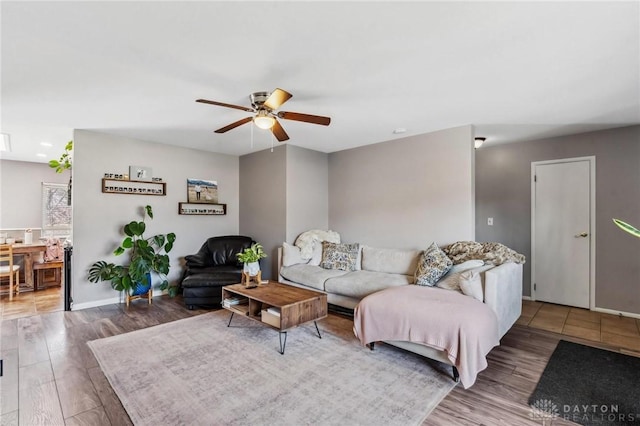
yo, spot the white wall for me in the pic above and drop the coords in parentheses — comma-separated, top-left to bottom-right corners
(0, 160, 68, 230)
(72, 130, 239, 308)
(328, 125, 475, 249)
(285, 145, 329, 243)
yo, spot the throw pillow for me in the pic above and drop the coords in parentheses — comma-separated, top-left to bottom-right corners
(459, 270, 483, 301)
(320, 242, 360, 271)
(414, 242, 453, 286)
(282, 242, 309, 267)
(435, 271, 464, 292)
(449, 259, 484, 274)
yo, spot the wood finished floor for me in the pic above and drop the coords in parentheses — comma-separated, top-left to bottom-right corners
(1, 291, 639, 425)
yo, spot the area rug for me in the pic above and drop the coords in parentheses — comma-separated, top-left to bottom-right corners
(88, 311, 456, 425)
(528, 340, 640, 426)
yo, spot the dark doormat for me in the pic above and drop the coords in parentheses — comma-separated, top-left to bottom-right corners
(528, 340, 640, 425)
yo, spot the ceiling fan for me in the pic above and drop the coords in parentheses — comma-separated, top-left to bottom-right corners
(196, 88, 331, 142)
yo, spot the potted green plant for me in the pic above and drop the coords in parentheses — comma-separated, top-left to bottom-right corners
(88, 205, 178, 299)
(236, 242, 267, 276)
(48, 140, 73, 205)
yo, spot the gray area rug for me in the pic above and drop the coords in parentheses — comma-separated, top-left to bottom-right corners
(88, 311, 456, 425)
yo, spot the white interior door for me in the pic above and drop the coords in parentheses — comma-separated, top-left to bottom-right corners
(533, 158, 593, 308)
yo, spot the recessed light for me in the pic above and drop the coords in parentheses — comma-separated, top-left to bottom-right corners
(36, 153, 47, 158)
(393, 128, 407, 134)
(40, 142, 53, 147)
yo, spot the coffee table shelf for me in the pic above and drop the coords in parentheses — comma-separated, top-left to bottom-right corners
(221, 281, 328, 353)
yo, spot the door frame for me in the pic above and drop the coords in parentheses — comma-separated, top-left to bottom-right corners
(530, 156, 596, 309)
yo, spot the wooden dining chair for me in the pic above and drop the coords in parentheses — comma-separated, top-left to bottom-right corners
(0, 244, 20, 301)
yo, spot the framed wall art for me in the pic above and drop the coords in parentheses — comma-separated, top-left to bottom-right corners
(187, 178, 218, 203)
(129, 165, 153, 182)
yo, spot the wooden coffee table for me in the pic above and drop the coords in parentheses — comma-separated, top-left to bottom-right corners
(221, 281, 328, 354)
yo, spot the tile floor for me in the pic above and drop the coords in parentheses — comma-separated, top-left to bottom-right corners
(519, 299, 640, 354)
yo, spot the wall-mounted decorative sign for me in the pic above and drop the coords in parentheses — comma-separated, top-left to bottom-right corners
(178, 202, 226, 215)
(187, 178, 218, 203)
(129, 165, 153, 182)
(102, 178, 166, 196)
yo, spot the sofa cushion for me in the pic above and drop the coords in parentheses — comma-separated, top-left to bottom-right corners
(324, 271, 412, 299)
(282, 242, 309, 267)
(415, 242, 452, 286)
(280, 264, 349, 291)
(320, 242, 360, 271)
(459, 269, 484, 301)
(185, 235, 254, 268)
(181, 271, 241, 288)
(436, 260, 486, 292)
(361, 246, 420, 275)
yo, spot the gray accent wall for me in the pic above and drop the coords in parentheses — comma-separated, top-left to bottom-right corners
(239, 146, 287, 280)
(73, 130, 239, 308)
(328, 125, 475, 249)
(286, 145, 329, 243)
(475, 125, 640, 314)
(239, 145, 329, 280)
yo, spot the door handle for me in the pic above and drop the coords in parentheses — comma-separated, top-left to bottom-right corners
(574, 232, 588, 238)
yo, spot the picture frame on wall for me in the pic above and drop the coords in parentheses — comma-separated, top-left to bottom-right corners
(187, 178, 218, 204)
(129, 165, 153, 182)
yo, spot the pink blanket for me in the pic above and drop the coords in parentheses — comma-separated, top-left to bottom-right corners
(353, 285, 499, 388)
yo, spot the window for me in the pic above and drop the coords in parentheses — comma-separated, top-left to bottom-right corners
(41, 182, 71, 237)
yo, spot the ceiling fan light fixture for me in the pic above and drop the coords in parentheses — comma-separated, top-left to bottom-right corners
(254, 110, 275, 130)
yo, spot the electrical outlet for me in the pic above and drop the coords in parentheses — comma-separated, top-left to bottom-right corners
(487, 217, 493, 226)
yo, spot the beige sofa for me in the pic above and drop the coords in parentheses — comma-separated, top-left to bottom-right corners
(278, 243, 523, 382)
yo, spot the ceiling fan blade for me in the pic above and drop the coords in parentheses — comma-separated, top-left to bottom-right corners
(196, 99, 255, 113)
(264, 88, 293, 110)
(271, 119, 290, 142)
(278, 111, 331, 126)
(214, 117, 253, 133)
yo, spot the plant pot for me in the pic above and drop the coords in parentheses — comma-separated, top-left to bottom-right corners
(131, 273, 152, 296)
(243, 262, 260, 277)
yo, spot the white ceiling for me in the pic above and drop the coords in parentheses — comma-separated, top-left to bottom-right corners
(1, 1, 639, 163)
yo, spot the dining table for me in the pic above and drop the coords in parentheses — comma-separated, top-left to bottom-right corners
(12, 243, 47, 291)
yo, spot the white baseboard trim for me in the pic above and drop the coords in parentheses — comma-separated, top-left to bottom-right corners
(72, 296, 122, 311)
(522, 296, 532, 301)
(593, 306, 640, 320)
(72, 290, 169, 311)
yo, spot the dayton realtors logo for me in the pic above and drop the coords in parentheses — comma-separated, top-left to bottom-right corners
(530, 399, 560, 424)
(560, 404, 637, 423)
(530, 401, 639, 424)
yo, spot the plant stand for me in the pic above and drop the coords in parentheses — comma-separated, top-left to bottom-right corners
(126, 287, 152, 307)
(241, 270, 261, 289)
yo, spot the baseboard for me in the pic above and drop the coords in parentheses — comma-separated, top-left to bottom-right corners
(522, 296, 532, 301)
(72, 295, 122, 311)
(593, 306, 640, 320)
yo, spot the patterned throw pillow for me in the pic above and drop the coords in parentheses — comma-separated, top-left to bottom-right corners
(320, 242, 360, 271)
(415, 242, 453, 286)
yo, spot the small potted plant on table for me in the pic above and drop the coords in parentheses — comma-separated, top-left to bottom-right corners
(236, 242, 267, 288)
(88, 205, 177, 305)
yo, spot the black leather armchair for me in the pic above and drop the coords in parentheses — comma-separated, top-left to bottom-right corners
(180, 235, 255, 309)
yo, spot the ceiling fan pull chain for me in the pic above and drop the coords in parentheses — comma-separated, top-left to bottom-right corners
(270, 131, 274, 153)
(250, 120, 254, 149)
